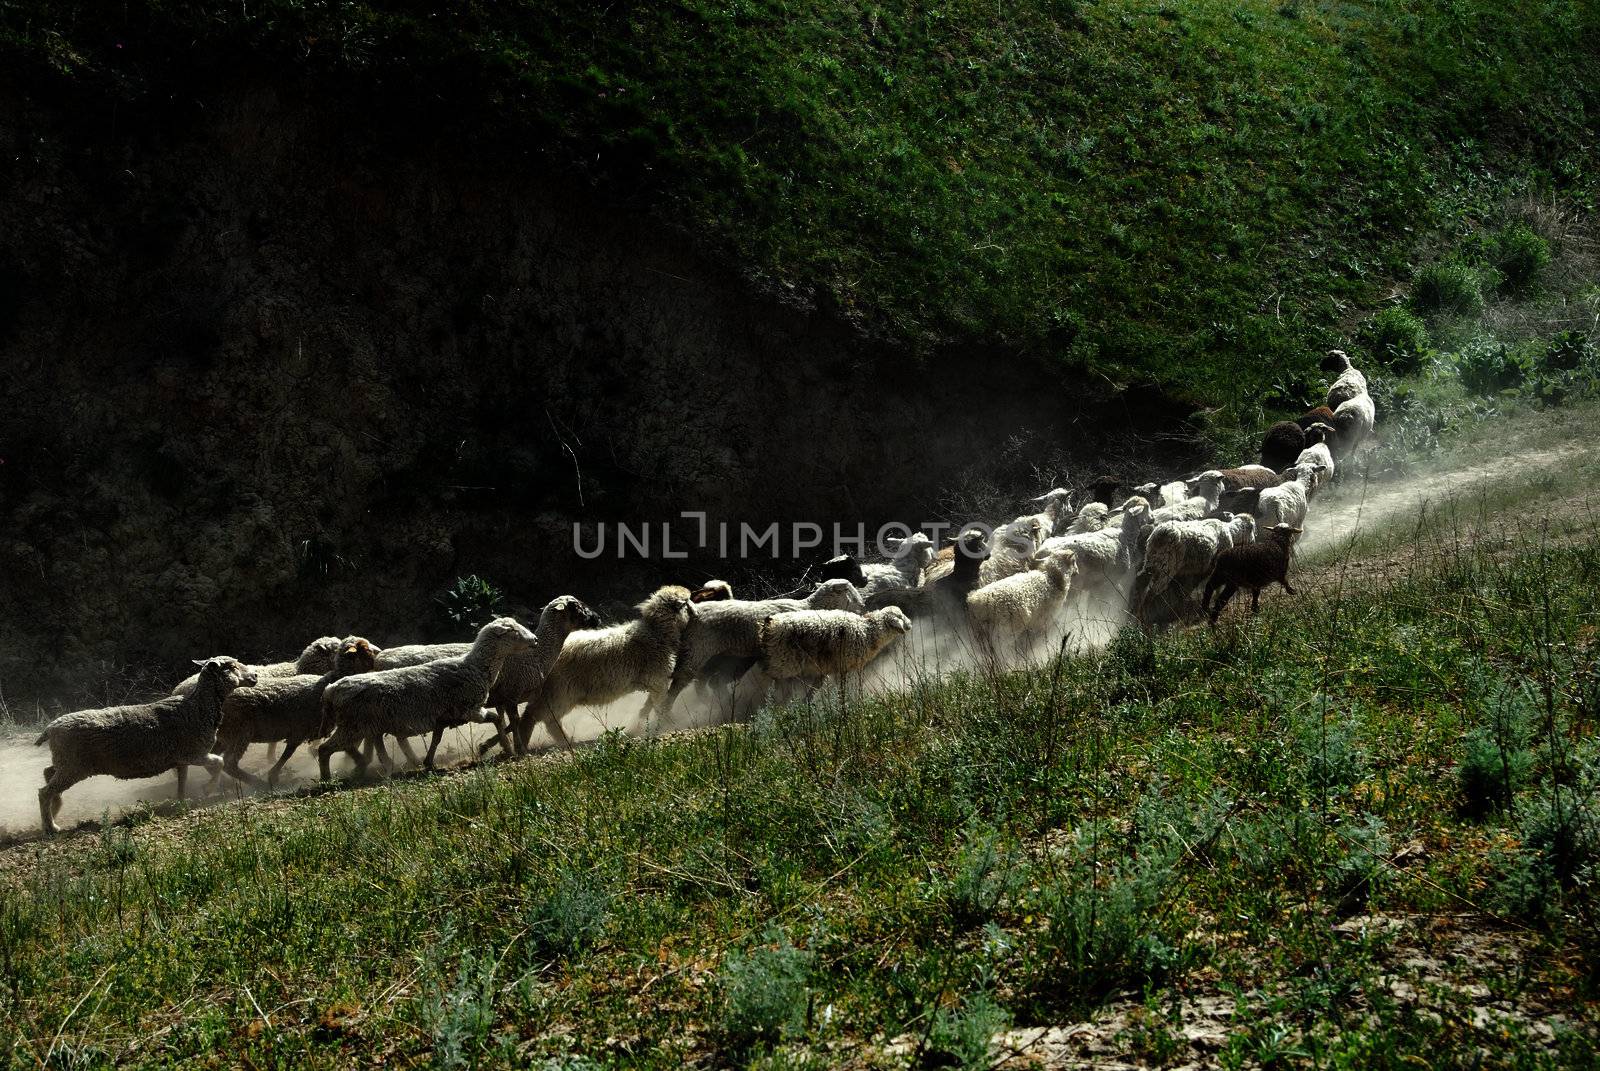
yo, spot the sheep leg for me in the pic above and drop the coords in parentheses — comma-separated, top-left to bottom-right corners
(197, 753, 226, 795)
(393, 735, 421, 769)
(418, 727, 442, 772)
(38, 768, 84, 837)
(222, 741, 266, 791)
(1208, 584, 1238, 626)
(1250, 588, 1262, 614)
(636, 691, 665, 737)
(369, 735, 397, 774)
(488, 704, 519, 757)
(491, 710, 515, 758)
(174, 765, 188, 802)
(540, 710, 575, 751)
(318, 733, 364, 781)
(1279, 578, 1297, 594)
(266, 737, 305, 788)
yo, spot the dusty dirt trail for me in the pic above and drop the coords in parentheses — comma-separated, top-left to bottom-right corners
(1299, 442, 1595, 556)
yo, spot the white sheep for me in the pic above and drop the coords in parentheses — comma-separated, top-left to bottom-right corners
(966, 546, 1079, 658)
(1024, 487, 1076, 538)
(36, 656, 258, 835)
(1137, 471, 1227, 553)
(371, 641, 471, 671)
(1037, 495, 1151, 601)
(736, 606, 913, 712)
(172, 636, 340, 696)
(317, 617, 537, 778)
(1255, 464, 1316, 530)
(859, 533, 937, 597)
(1133, 513, 1256, 620)
(208, 638, 381, 790)
(1294, 425, 1337, 488)
(1331, 392, 1376, 458)
(514, 585, 697, 750)
(664, 579, 866, 718)
(978, 515, 1047, 585)
(474, 596, 604, 756)
(1067, 502, 1111, 534)
(1322, 349, 1369, 409)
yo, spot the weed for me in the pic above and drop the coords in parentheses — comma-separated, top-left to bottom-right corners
(942, 822, 1024, 930)
(421, 947, 499, 1071)
(437, 575, 504, 631)
(1413, 260, 1487, 318)
(720, 929, 813, 1050)
(1492, 222, 1552, 291)
(918, 991, 1009, 1070)
(525, 869, 611, 960)
(1365, 306, 1431, 374)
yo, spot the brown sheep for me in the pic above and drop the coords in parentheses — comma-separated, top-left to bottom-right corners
(1203, 523, 1302, 623)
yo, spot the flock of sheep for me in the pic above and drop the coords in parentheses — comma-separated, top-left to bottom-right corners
(30, 351, 1376, 836)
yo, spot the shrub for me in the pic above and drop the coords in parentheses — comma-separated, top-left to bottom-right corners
(1365, 306, 1430, 373)
(1525, 332, 1600, 407)
(437, 575, 504, 630)
(1455, 337, 1528, 395)
(720, 930, 813, 1049)
(421, 950, 498, 1071)
(526, 870, 611, 959)
(1458, 729, 1535, 817)
(1492, 222, 1551, 290)
(920, 992, 1010, 1070)
(943, 822, 1024, 929)
(1411, 260, 1484, 318)
(1293, 709, 1368, 794)
(1322, 815, 1392, 914)
(1456, 679, 1535, 818)
(1029, 839, 1188, 1011)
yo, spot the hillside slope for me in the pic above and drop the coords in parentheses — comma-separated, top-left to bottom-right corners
(3, 407, 1598, 1067)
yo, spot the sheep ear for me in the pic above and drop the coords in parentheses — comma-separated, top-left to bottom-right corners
(192, 659, 208, 667)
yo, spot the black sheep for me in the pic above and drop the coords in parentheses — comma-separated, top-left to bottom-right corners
(1259, 420, 1306, 472)
(1203, 523, 1301, 623)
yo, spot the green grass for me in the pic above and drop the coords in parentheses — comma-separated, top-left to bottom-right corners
(2, 0, 1596, 420)
(5, 477, 1600, 1066)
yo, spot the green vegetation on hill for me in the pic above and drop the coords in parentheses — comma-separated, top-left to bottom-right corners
(3, 0, 1597, 415)
(4, 437, 1600, 1066)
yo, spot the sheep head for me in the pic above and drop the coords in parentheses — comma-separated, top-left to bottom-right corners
(1303, 422, 1335, 445)
(1188, 470, 1226, 501)
(953, 528, 990, 560)
(640, 585, 696, 630)
(543, 595, 602, 632)
(192, 656, 257, 691)
(812, 578, 867, 612)
(883, 532, 936, 569)
(296, 636, 344, 673)
(478, 616, 539, 653)
(691, 580, 734, 603)
(336, 638, 380, 674)
(817, 554, 867, 587)
(1319, 349, 1353, 373)
(1030, 545, 1078, 579)
(1267, 523, 1303, 545)
(871, 607, 913, 636)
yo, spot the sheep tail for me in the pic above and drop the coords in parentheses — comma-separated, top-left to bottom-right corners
(34, 729, 48, 747)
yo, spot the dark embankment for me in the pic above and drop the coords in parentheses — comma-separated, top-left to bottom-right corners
(0, 74, 1189, 707)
